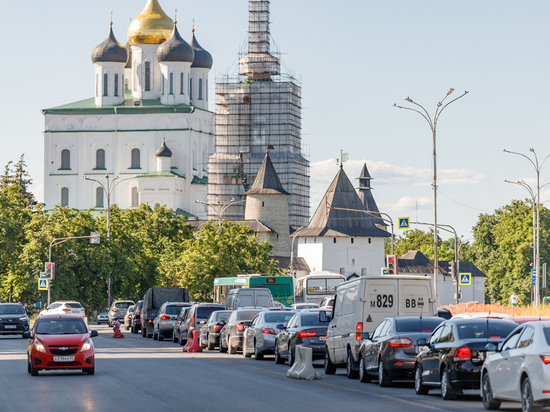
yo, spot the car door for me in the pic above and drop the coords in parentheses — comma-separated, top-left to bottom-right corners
(505, 326, 534, 399)
(246, 314, 261, 353)
(420, 324, 445, 383)
(374, 320, 393, 371)
(280, 315, 298, 357)
(490, 327, 523, 397)
(365, 321, 388, 371)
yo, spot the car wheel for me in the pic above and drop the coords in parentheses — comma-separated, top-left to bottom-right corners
(108, 321, 112, 328)
(158, 332, 164, 341)
(30, 359, 38, 377)
(254, 341, 264, 360)
(441, 368, 456, 400)
(288, 347, 295, 367)
(141, 326, 146, 337)
(228, 335, 237, 354)
(153, 329, 158, 340)
(359, 356, 372, 383)
(274, 341, 285, 364)
(414, 363, 429, 395)
(219, 335, 228, 353)
(172, 332, 178, 343)
(207, 336, 215, 351)
(86, 365, 95, 375)
(482, 373, 501, 410)
(201, 336, 208, 349)
(346, 349, 359, 379)
(324, 348, 336, 375)
(378, 359, 392, 387)
(27, 358, 31, 374)
(522, 377, 542, 412)
(178, 333, 183, 346)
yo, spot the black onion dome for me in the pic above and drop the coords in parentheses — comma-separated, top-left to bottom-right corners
(157, 25, 194, 63)
(125, 41, 132, 68)
(155, 138, 172, 157)
(190, 31, 213, 69)
(92, 25, 128, 64)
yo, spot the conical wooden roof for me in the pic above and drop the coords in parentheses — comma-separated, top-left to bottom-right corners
(244, 152, 289, 195)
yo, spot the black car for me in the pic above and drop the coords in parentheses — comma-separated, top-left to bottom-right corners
(414, 318, 518, 400)
(199, 310, 232, 350)
(0, 303, 32, 337)
(130, 300, 143, 334)
(359, 316, 444, 386)
(274, 310, 331, 366)
(178, 303, 227, 345)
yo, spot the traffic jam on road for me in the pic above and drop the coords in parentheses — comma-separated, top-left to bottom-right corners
(6, 273, 550, 412)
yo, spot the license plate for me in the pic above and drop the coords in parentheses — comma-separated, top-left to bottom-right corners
(72, 310, 80, 313)
(53, 356, 75, 362)
(5, 325, 16, 329)
(319, 336, 326, 341)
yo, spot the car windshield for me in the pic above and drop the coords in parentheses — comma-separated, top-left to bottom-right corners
(36, 318, 88, 334)
(0, 305, 24, 315)
(265, 312, 296, 323)
(237, 311, 260, 321)
(457, 321, 517, 339)
(101, 307, 109, 313)
(396, 318, 444, 333)
(301, 313, 330, 326)
(197, 306, 225, 319)
(65, 303, 83, 309)
(115, 302, 133, 309)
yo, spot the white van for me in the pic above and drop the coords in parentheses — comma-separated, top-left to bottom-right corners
(324, 275, 436, 377)
(225, 288, 274, 310)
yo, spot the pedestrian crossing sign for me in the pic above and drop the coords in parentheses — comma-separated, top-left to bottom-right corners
(459, 273, 471, 286)
(38, 279, 48, 291)
(398, 217, 410, 229)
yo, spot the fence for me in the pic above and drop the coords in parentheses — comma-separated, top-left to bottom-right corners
(442, 302, 550, 317)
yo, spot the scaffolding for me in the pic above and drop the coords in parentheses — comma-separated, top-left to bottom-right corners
(207, 0, 310, 228)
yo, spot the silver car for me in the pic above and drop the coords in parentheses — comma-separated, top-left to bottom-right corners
(243, 309, 296, 359)
(153, 302, 188, 341)
(123, 305, 136, 330)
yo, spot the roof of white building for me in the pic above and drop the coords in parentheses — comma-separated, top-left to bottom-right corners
(244, 152, 289, 195)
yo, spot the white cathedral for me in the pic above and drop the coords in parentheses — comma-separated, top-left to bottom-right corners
(42, 0, 214, 218)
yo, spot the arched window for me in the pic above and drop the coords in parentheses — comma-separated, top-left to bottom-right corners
(114, 74, 119, 97)
(161, 73, 165, 95)
(169, 72, 174, 94)
(199, 79, 203, 100)
(122, 75, 125, 92)
(95, 73, 99, 97)
(61, 149, 70, 169)
(144, 62, 151, 91)
(103, 73, 108, 96)
(61, 187, 69, 207)
(180, 73, 184, 94)
(131, 148, 140, 168)
(189, 78, 193, 100)
(96, 187, 104, 208)
(96, 149, 105, 169)
(131, 187, 139, 208)
(206, 79, 208, 100)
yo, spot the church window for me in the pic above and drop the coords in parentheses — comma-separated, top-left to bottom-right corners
(61, 187, 69, 207)
(189, 78, 193, 100)
(361, 268, 366, 276)
(96, 149, 105, 169)
(206, 80, 208, 100)
(368, 238, 371, 244)
(262, 201, 264, 207)
(103, 73, 108, 96)
(351, 238, 354, 244)
(61, 149, 70, 169)
(333, 238, 336, 244)
(161, 73, 165, 95)
(169, 73, 174, 94)
(95, 74, 99, 97)
(199, 79, 203, 100)
(95, 187, 104, 208)
(131, 148, 141, 168)
(352, 259, 355, 266)
(180, 73, 184, 94)
(114, 74, 119, 97)
(340, 268, 345, 275)
(131, 187, 139, 208)
(144, 62, 151, 91)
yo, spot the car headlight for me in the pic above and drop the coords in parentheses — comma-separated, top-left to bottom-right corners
(19, 317, 28, 322)
(34, 339, 46, 353)
(81, 338, 92, 352)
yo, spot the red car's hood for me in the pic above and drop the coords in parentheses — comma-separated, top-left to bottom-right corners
(36, 333, 89, 346)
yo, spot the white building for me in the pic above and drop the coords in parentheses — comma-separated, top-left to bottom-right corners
(296, 164, 390, 277)
(43, 0, 214, 218)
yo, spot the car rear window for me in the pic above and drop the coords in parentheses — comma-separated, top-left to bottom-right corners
(166, 306, 184, 315)
(265, 312, 296, 323)
(36, 318, 88, 334)
(115, 302, 133, 309)
(457, 321, 517, 339)
(238, 311, 260, 321)
(215, 312, 231, 322)
(66, 303, 83, 309)
(396, 318, 444, 333)
(0, 304, 24, 315)
(301, 313, 331, 326)
(197, 306, 225, 319)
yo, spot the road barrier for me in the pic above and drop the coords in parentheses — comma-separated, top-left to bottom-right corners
(182, 330, 202, 353)
(287, 345, 319, 380)
(112, 321, 124, 339)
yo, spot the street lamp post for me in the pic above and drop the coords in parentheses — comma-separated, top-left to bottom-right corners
(394, 88, 469, 307)
(195, 198, 246, 233)
(504, 148, 550, 307)
(84, 174, 138, 307)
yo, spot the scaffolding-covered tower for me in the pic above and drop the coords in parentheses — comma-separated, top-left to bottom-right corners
(207, 0, 310, 228)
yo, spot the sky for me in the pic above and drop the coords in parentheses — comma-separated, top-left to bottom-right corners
(3, 0, 550, 242)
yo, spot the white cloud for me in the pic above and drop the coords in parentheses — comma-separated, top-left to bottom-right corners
(29, 184, 44, 203)
(381, 196, 432, 213)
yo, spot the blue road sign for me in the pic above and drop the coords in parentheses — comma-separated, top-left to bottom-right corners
(398, 217, 410, 229)
(459, 273, 471, 286)
(38, 279, 48, 291)
(532, 269, 537, 286)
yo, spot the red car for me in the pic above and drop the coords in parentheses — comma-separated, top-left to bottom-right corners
(24, 315, 98, 376)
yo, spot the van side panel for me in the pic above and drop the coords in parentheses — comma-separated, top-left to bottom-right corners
(363, 281, 398, 335)
(397, 279, 437, 317)
(336, 283, 359, 363)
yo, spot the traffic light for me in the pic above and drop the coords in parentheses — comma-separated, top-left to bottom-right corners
(387, 255, 397, 274)
(449, 261, 456, 279)
(381, 267, 389, 275)
(44, 262, 55, 280)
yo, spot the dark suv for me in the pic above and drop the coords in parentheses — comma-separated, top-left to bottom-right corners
(178, 303, 227, 345)
(130, 300, 143, 334)
(0, 303, 32, 337)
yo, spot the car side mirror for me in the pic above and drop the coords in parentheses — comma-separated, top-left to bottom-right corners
(243, 321, 252, 327)
(23, 331, 32, 339)
(276, 324, 285, 330)
(417, 338, 428, 346)
(361, 332, 370, 340)
(485, 342, 498, 352)
(27, 311, 32, 317)
(218, 320, 226, 325)
(90, 330, 99, 338)
(318, 310, 330, 323)
(199, 320, 205, 325)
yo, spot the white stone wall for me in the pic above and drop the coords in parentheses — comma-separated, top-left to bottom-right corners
(418, 273, 486, 305)
(159, 61, 192, 106)
(190, 68, 209, 110)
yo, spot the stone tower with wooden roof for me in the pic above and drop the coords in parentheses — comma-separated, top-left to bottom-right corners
(244, 151, 291, 256)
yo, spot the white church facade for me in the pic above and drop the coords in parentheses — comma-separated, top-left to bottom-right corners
(43, 0, 214, 218)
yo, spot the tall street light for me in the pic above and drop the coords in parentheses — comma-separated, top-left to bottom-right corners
(195, 198, 246, 233)
(289, 226, 305, 278)
(504, 148, 550, 307)
(84, 174, 138, 306)
(394, 88, 469, 307)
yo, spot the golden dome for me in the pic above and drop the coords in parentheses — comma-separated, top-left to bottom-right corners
(127, 0, 174, 45)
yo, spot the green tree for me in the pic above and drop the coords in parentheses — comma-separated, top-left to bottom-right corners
(167, 221, 283, 301)
(12, 154, 35, 206)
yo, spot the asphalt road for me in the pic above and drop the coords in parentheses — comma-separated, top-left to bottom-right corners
(0, 325, 525, 412)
